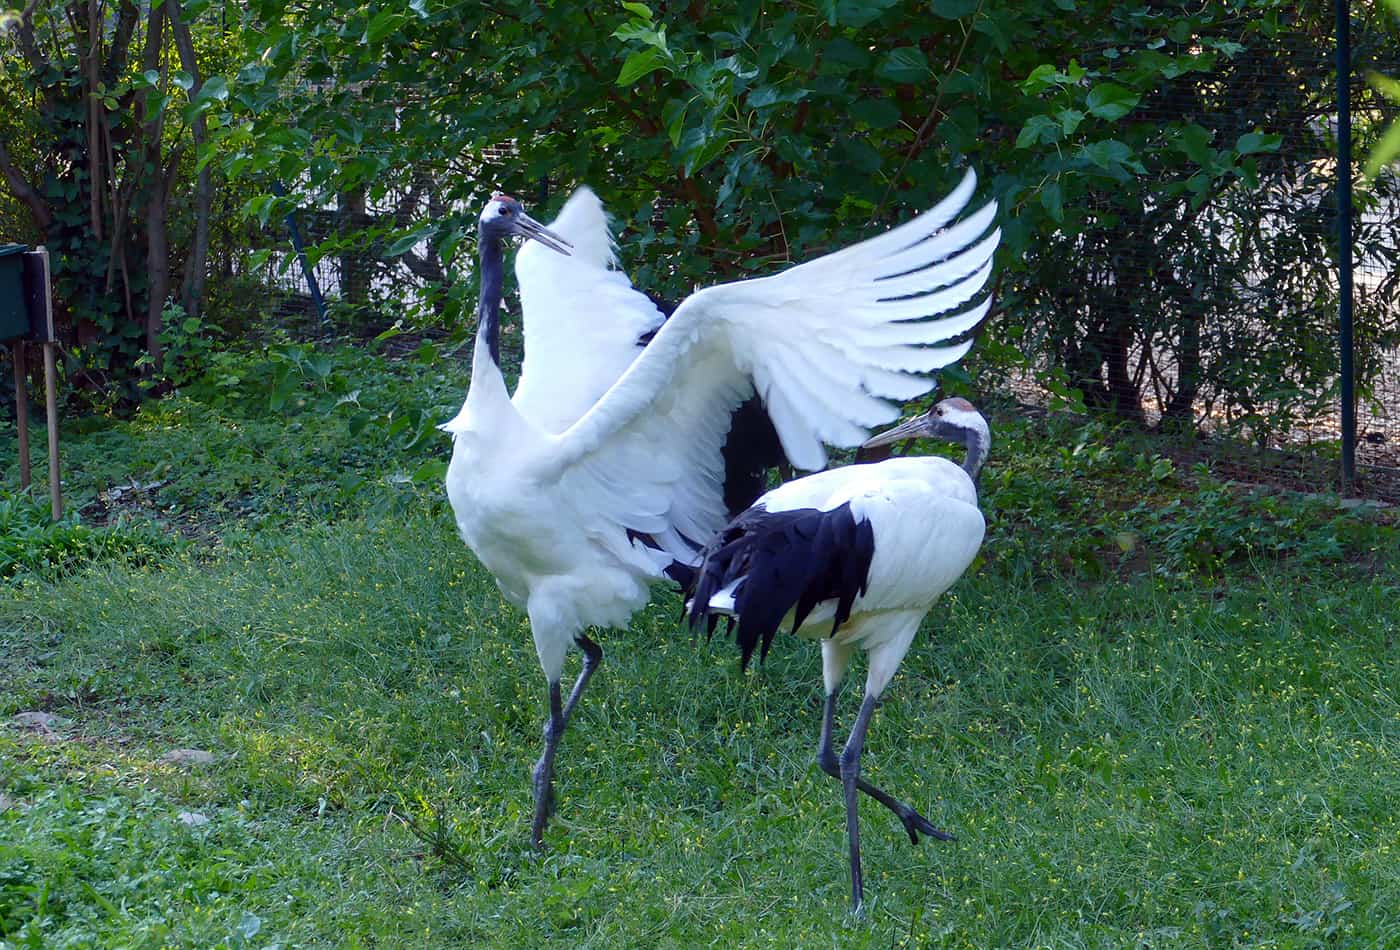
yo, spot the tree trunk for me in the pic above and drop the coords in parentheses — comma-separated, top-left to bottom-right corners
(140, 3, 170, 369)
(167, 0, 211, 319)
(340, 186, 369, 307)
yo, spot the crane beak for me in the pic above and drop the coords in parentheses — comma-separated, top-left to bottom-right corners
(514, 213, 573, 256)
(860, 412, 942, 449)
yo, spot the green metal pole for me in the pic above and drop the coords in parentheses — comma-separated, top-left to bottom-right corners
(1337, 0, 1356, 492)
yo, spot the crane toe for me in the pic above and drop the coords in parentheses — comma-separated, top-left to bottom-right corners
(897, 806, 956, 845)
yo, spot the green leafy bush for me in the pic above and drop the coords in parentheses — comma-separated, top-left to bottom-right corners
(0, 490, 177, 581)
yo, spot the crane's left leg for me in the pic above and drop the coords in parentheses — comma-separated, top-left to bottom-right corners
(817, 632, 953, 848)
(530, 635, 603, 849)
(838, 688, 955, 914)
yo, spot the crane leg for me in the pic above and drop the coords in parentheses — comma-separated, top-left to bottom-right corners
(530, 635, 603, 849)
(817, 690, 954, 850)
(838, 692, 879, 914)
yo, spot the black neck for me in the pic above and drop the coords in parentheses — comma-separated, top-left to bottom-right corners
(960, 428, 987, 486)
(476, 234, 505, 367)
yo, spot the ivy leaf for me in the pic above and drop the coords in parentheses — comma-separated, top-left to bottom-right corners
(876, 47, 930, 85)
(1085, 82, 1140, 121)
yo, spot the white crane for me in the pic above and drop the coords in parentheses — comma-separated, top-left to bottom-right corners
(685, 397, 991, 913)
(443, 177, 999, 849)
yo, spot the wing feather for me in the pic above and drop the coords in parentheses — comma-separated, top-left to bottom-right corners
(544, 171, 999, 558)
(511, 187, 666, 433)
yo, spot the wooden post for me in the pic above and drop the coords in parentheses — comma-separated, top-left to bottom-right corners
(13, 342, 29, 488)
(42, 341, 60, 519)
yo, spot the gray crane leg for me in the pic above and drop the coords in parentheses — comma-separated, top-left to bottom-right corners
(530, 635, 603, 849)
(816, 691, 954, 847)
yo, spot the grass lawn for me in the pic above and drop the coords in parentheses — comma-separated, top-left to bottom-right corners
(2, 344, 1398, 947)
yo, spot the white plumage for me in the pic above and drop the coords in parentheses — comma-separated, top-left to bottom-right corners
(686, 397, 991, 913)
(511, 188, 665, 434)
(443, 178, 999, 849)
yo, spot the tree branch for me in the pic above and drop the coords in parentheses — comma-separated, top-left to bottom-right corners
(0, 138, 53, 231)
(14, 0, 49, 74)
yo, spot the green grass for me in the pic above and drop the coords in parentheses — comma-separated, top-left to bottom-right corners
(2, 346, 1399, 946)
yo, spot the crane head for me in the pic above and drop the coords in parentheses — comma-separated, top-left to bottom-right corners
(861, 397, 990, 453)
(479, 194, 572, 255)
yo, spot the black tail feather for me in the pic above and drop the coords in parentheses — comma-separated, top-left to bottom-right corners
(684, 503, 875, 669)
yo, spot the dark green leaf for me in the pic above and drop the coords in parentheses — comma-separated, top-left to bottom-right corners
(849, 98, 901, 129)
(930, 0, 979, 18)
(386, 230, 426, 257)
(1040, 181, 1064, 223)
(1085, 82, 1140, 121)
(364, 10, 401, 44)
(818, 0, 899, 27)
(1234, 131, 1281, 155)
(617, 48, 666, 86)
(875, 47, 931, 85)
(1175, 123, 1215, 166)
(1016, 114, 1060, 149)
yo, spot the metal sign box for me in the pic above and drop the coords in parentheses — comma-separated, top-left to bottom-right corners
(0, 244, 56, 343)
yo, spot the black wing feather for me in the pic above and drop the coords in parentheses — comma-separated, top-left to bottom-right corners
(685, 503, 876, 669)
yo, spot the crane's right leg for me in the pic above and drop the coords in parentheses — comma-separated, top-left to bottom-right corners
(530, 634, 603, 849)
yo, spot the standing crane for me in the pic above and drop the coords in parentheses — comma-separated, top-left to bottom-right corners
(443, 177, 999, 849)
(685, 397, 991, 913)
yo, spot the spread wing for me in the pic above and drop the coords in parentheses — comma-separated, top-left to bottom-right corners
(543, 169, 1000, 559)
(510, 186, 666, 433)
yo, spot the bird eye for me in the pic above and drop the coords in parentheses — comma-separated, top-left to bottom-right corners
(499, 206, 510, 216)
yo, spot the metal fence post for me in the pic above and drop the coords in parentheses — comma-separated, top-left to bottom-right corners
(1337, 0, 1356, 493)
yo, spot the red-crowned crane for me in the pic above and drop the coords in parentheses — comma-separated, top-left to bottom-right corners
(685, 397, 991, 913)
(442, 178, 999, 849)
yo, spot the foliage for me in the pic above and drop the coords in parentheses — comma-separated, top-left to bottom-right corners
(1368, 0, 1400, 177)
(0, 488, 175, 580)
(206, 0, 1400, 446)
(5, 339, 459, 532)
(1, 341, 1397, 944)
(0, 0, 246, 400)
